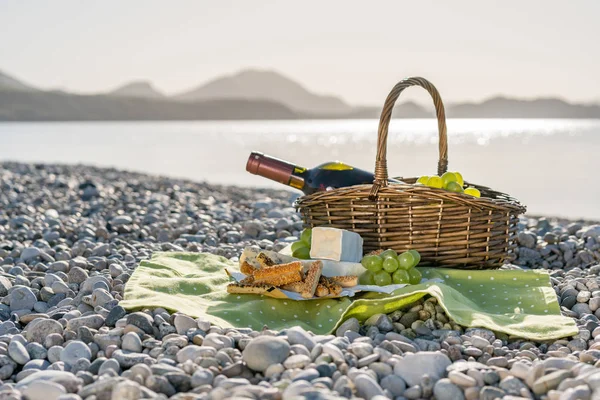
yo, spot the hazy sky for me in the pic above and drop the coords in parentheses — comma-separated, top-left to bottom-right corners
(1, 0, 599, 105)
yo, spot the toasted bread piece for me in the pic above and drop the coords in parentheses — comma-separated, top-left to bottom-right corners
(227, 283, 276, 295)
(318, 276, 343, 296)
(301, 261, 323, 299)
(280, 281, 305, 293)
(328, 283, 342, 296)
(315, 284, 329, 297)
(240, 261, 258, 276)
(253, 261, 304, 286)
(328, 275, 358, 288)
(239, 275, 255, 285)
(257, 252, 276, 268)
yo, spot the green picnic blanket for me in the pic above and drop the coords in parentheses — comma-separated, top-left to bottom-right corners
(120, 252, 577, 341)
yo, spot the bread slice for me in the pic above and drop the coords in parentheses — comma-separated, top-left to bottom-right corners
(239, 275, 255, 285)
(315, 284, 329, 297)
(227, 283, 276, 295)
(240, 261, 258, 276)
(280, 281, 305, 293)
(328, 275, 358, 288)
(253, 261, 303, 286)
(301, 261, 323, 299)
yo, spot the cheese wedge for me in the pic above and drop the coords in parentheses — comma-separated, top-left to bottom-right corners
(309, 227, 363, 262)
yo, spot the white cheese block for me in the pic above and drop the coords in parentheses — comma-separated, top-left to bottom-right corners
(309, 227, 363, 263)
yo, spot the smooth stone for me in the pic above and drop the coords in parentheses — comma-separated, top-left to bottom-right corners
(242, 336, 290, 373)
(533, 370, 572, 395)
(265, 363, 285, 379)
(15, 370, 80, 393)
(98, 358, 121, 375)
(20, 247, 41, 262)
(9, 340, 30, 365)
(91, 288, 113, 308)
(67, 267, 89, 285)
(322, 343, 345, 363)
(394, 351, 452, 386)
(47, 346, 63, 364)
(0, 276, 12, 297)
(500, 376, 531, 396)
(354, 374, 386, 399)
(469, 335, 490, 349)
(336, 318, 360, 336)
(125, 312, 154, 334)
(112, 350, 150, 368)
(350, 342, 374, 359)
(380, 374, 407, 397)
(434, 378, 465, 400)
(105, 305, 127, 327)
(174, 314, 197, 335)
(284, 354, 311, 369)
(10, 287, 37, 311)
(67, 315, 105, 331)
(191, 368, 214, 387)
(176, 346, 205, 364)
(449, 370, 477, 388)
(287, 326, 316, 351)
(480, 386, 506, 400)
(21, 380, 67, 400)
(203, 333, 234, 350)
(61, 341, 91, 366)
(111, 380, 141, 400)
(121, 332, 143, 353)
(23, 359, 50, 371)
(293, 368, 320, 382)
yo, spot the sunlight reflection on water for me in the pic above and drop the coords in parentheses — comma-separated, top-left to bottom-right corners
(0, 118, 598, 219)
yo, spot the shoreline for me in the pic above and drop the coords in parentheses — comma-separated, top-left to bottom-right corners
(1, 162, 599, 399)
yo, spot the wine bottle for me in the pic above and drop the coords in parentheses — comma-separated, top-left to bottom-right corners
(246, 151, 402, 195)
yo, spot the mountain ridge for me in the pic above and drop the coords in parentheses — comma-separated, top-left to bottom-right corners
(0, 67, 599, 120)
(107, 81, 165, 99)
(174, 69, 353, 115)
(0, 69, 39, 92)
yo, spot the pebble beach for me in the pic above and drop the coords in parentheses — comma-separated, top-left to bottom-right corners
(1, 162, 600, 400)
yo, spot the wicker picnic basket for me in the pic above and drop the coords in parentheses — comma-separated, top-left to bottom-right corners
(295, 77, 526, 269)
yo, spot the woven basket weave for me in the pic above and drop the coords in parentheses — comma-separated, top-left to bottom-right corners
(295, 77, 526, 269)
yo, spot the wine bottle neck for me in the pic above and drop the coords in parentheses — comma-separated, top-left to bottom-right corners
(246, 152, 306, 190)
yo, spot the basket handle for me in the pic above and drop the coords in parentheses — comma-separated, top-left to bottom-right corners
(369, 77, 448, 200)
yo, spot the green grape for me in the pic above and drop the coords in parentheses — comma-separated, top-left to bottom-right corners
(408, 268, 422, 284)
(291, 241, 309, 252)
(408, 249, 421, 266)
(392, 269, 410, 284)
(454, 171, 464, 187)
(359, 270, 375, 285)
(398, 251, 416, 270)
(417, 176, 429, 185)
(464, 187, 481, 197)
(379, 249, 398, 260)
(292, 247, 310, 260)
(427, 176, 443, 188)
(441, 172, 458, 188)
(382, 257, 399, 273)
(446, 181, 464, 193)
(300, 229, 312, 246)
(374, 271, 392, 286)
(361, 254, 383, 273)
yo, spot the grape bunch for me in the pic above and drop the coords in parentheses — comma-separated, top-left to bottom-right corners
(417, 171, 481, 197)
(359, 249, 422, 286)
(291, 228, 312, 259)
